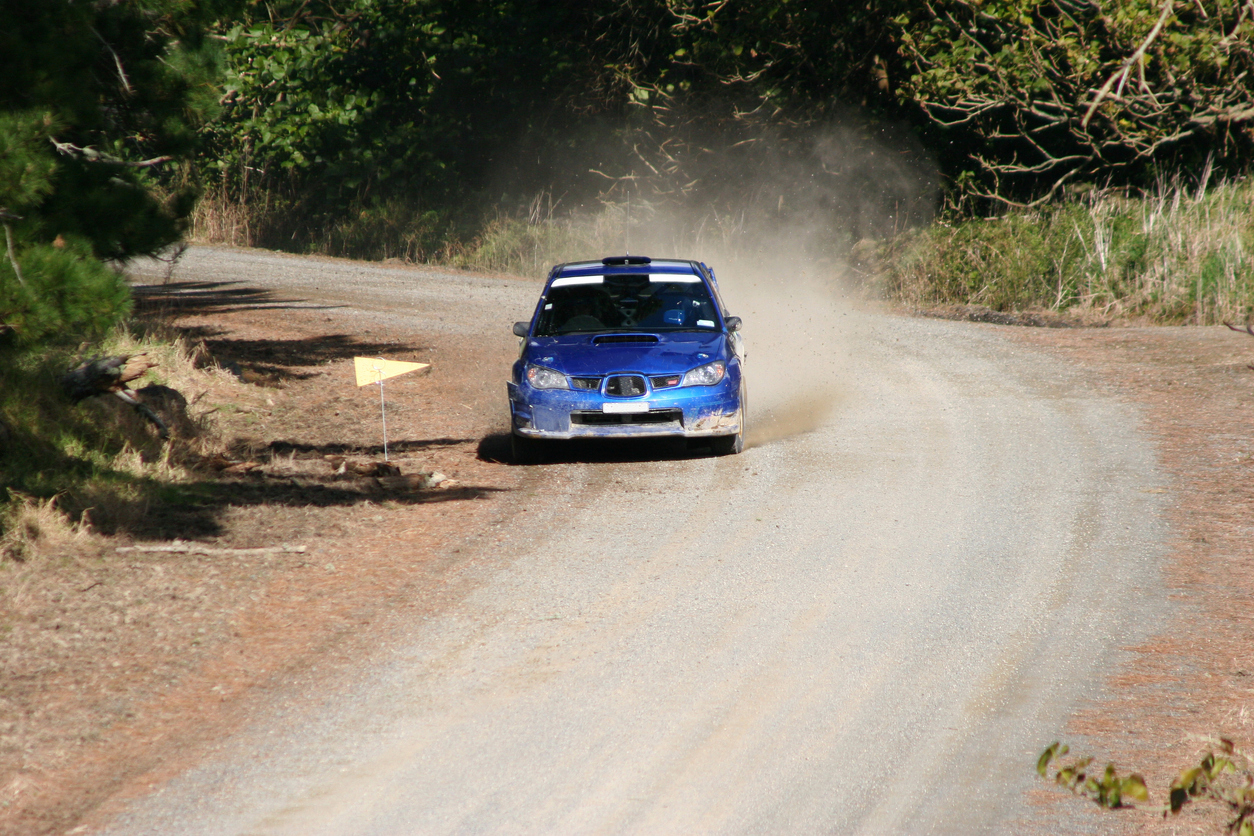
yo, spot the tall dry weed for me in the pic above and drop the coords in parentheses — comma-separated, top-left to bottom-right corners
(189, 188, 253, 247)
(0, 493, 87, 563)
(1, 321, 243, 544)
(458, 201, 634, 276)
(883, 178, 1254, 324)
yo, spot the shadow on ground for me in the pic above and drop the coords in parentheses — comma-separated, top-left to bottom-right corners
(477, 433, 725, 465)
(132, 280, 340, 317)
(133, 282, 429, 385)
(107, 460, 506, 541)
(267, 438, 467, 457)
(204, 333, 430, 385)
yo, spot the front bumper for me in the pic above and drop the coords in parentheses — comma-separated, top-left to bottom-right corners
(507, 375, 742, 440)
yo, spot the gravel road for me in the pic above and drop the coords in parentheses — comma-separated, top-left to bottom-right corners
(109, 247, 1171, 834)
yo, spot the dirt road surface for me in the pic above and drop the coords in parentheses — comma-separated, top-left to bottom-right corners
(74, 247, 1180, 834)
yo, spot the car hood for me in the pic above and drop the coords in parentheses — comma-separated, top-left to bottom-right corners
(523, 332, 728, 376)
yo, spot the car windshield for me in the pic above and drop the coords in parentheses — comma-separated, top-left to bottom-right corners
(534, 273, 720, 336)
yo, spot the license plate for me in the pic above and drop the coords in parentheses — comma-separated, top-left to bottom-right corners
(602, 401, 650, 414)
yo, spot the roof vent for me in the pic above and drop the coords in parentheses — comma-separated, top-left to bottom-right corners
(601, 255, 652, 266)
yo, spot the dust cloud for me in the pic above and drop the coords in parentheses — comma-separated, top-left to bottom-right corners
(609, 124, 934, 446)
(719, 261, 855, 448)
(626, 227, 860, 448)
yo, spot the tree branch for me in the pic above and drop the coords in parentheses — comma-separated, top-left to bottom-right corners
(1, 209, 25, 287)
(1082, 0, 1176, 128)
(91, 26, 133, 96)
(48, 139, 172, 168)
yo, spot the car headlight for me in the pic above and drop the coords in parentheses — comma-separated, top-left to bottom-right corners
(526, 364, 568, 389)
(681, 361, 726, 387)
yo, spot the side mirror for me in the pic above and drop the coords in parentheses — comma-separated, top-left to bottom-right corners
(512, 321, 530, 338)
(724, 315, 742, 333)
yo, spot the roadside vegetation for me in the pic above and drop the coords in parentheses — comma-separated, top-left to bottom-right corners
(2, 1, 1254, 832)
(0, 324, 232, 560)
(1, 1, 229, 559)
(1039, 739, 1254, 834)
(882, 175, 1254, 325)
(413, 172, 1254, 328)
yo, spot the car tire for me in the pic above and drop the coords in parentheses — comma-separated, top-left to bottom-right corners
(511, 432, 547, 464)
(709, 386, 747, 456)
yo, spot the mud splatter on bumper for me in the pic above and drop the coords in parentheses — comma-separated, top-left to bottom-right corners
(507, 379, 742, 440)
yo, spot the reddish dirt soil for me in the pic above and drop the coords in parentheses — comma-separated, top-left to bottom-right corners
(1, 287, 528, 835)
(3, 296, 1254, 835)
(1009, 324, 1254, 835)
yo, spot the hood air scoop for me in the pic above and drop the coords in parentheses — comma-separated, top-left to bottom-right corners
(592, 334, 659, 345)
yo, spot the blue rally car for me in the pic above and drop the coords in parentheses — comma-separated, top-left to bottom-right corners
(507, 255, 746, 462)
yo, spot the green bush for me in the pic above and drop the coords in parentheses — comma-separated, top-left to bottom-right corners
(0, 236, 131, 343)
(881, 179, 1254, 324)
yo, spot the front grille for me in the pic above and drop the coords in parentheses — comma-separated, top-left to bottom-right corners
(605, 375, 647, 397)
(570, 377, 601, 391)
(571, 409, 682, 426)
(650, 374, 681, 389)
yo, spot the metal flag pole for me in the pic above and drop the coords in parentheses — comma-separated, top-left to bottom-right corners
(373, 363, 389, 461)
(354, 356, 428, 462)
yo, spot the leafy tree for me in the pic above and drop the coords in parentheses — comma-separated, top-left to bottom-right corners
(207, 1, 934, 252)
(204, 0, 599, 252)
(890, 0, 1254, 207)
(0, 0, 230, 342)
(561, 1, 934, 239)
(204, 0, 1254, 253)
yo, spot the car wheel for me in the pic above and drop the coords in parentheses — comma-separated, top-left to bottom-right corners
(511, 432, 547, 464)
(709, 387, 747, 456)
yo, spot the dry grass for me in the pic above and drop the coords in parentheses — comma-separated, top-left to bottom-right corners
(190, 191, 449, 262)
(0, 322, 244, 557)
(456, 207, 628, 275)
(0, 494, 88, 564)
(883, 176, 1254, 324)
(189, 186, 851, 278)
(190, 173, 1254, 325)
(188, 192, 252, 248)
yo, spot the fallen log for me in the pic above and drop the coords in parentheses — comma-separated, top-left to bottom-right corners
(116, 542, 307, 556)
(61, 353, 179, 437)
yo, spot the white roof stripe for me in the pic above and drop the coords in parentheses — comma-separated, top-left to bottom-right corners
(551, 274, 701, 288)
(550, 276, 604, 287)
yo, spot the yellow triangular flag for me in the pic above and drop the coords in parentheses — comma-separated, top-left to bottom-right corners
(354, 356, 429, 387)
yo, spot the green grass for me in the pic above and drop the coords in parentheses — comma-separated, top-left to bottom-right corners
(193, 175, 1254, 325)
(0, 325, 224, 556)
(453, 209, 628, 275)
(881, 177, 1254, 324)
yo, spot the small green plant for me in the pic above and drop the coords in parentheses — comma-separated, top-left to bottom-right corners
(1037, 742, 1150, 809)
(1039, 739, 1254, 834)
